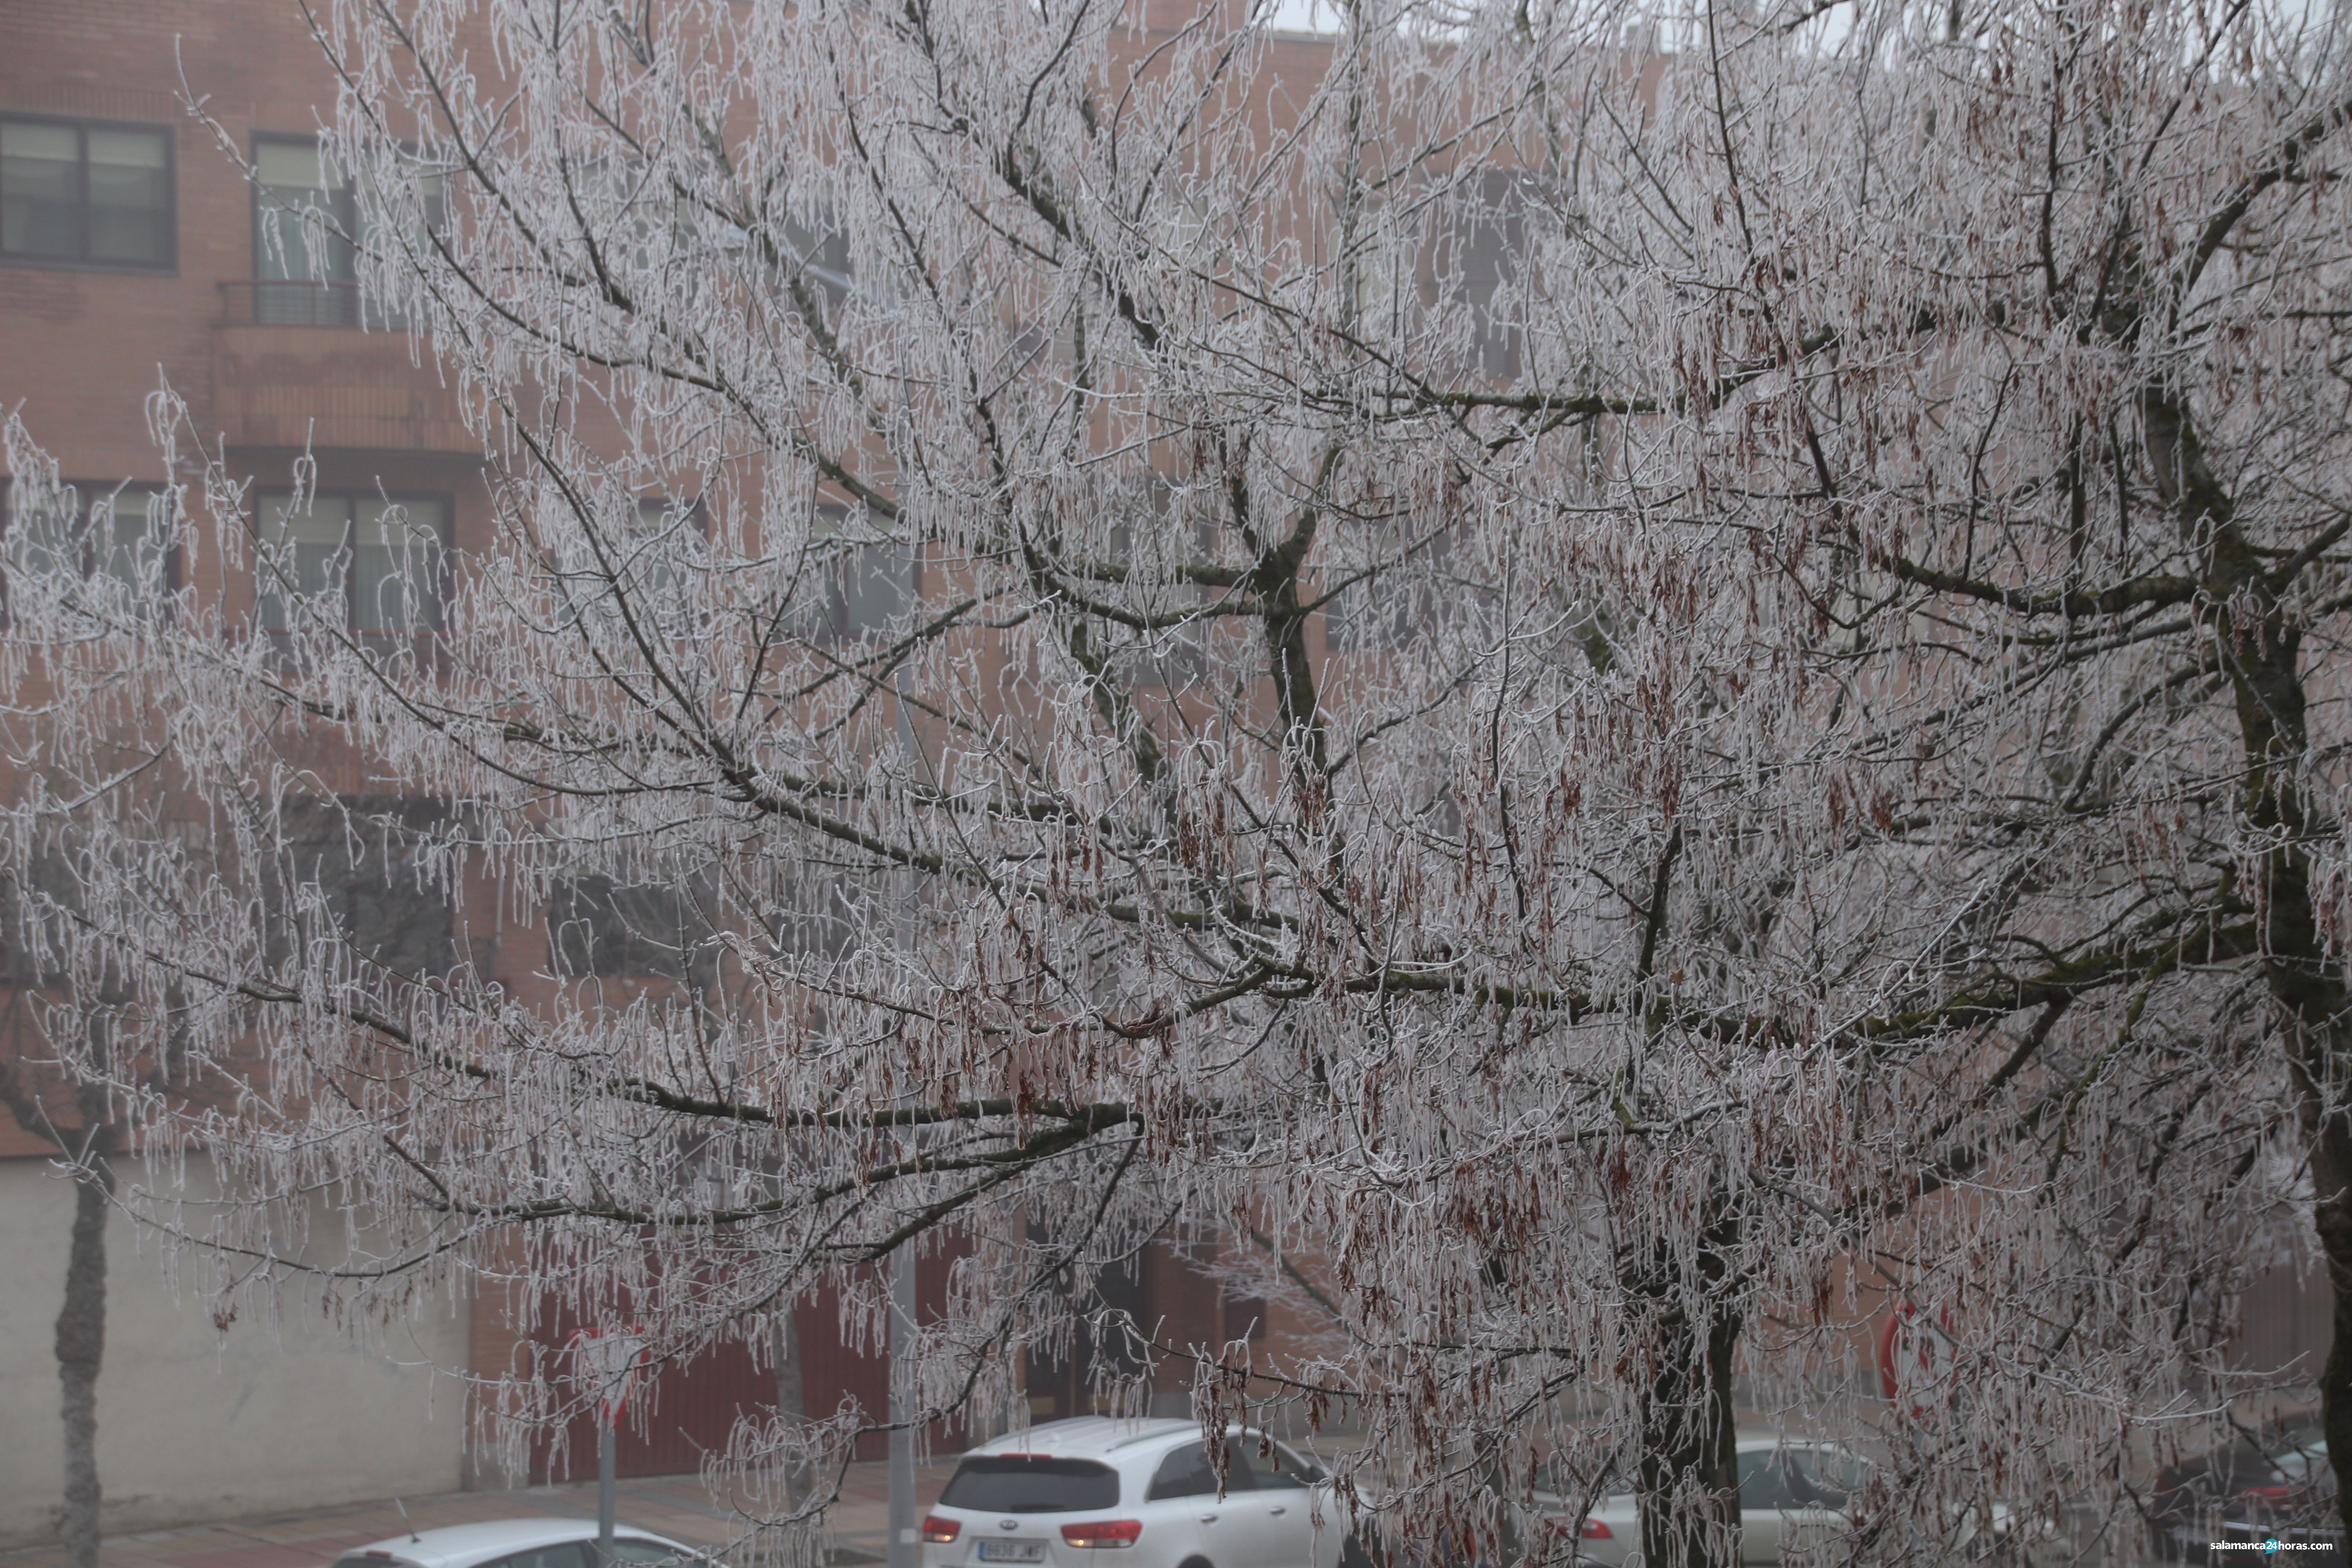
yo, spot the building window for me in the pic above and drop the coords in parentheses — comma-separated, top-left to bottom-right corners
(1439, 169, 1532, 382)
(255, 491, 447, 639)
(1326, 523, 1443, 654)
(253, 138, 356, 325)
(4, 480, 174, 620)
(1221, 1285, 1269, 1344)
(548, 873, 716, 986)
(276, 796, 454, 976)
(808, 508, 909, 641)
(546, 497, 705, 642)
(0, 117, 173, 270)
(250, 136, 441, 327)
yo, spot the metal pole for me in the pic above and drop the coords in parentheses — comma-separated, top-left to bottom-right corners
(888, 1245, 919, 1568)
(889, 672, 923, 1568)
(598, 1420, 617, 1568)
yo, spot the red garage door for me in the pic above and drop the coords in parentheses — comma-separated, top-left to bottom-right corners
(534, 1260, 961, 1480)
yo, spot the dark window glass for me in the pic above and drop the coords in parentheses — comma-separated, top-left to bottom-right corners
(1148, 1442, 1270, 1501)
(1441, 169, 1528, 381)
(806, 507, 907, 641)
(1148, 1444, 1221, 1501)
(548, 873, 716, 984)
(608, 1542, 695, 1565)
(1737, 1452, 1799, 1512)
(0, 118, 171, 267)
(254, 138, 354, 324)
(256, 492, 446, 638)
(87, 129, 170, 262)
(277, 796, 455, 976)
(251, 137, 441, 327)
(1232, 1439, 1311, 1491)
(940, 1457, 1122, 1514)
(1786, 1449, 1867, 1510)
(1221, 1286, 1267, 1343)
(6, 481, 174, 619)
(0, 847, 79, 986)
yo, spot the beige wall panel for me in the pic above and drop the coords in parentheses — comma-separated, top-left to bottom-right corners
(0, 1154, 468, 1546)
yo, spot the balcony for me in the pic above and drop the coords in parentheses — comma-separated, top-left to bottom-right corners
(225, 278, 366, 328)
(211, 281, 472, 453)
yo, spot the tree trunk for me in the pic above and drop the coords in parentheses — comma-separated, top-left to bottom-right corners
(1633, 1203, 1743, 1568)
(55, 1150, 114, 1568)
(771, 1303, 809, 1508)
(2145, 384, 2352, 1545)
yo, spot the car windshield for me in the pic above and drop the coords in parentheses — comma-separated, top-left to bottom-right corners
(1738, 1449, 1866, 1512)
(1787, 1449, 1869, 1509)
(940, 1457, 1122, 1514)
(2274, 1428, 2328, 1461)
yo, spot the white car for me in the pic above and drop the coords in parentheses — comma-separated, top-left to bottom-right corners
(332, 1518, 708, 1568)
(922, 1417, 1347, 1568)
(1535, 1438, 2041, 1566)
(1535, 1439, 1871, 1567)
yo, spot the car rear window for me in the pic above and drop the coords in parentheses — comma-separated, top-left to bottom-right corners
(940, 1457, 1121, 1514)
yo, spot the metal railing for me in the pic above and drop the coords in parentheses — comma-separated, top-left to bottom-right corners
(216, 279, 411, 329)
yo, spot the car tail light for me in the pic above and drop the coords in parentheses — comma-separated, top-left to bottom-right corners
(1539, 1515, 1613, 1541)
(2245, 1485, 2293, 1505)
(921, 1516, 962, 1544)
(1060, 1521, 1143, 1548)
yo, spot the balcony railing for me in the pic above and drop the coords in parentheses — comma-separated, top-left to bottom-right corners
(217, 280, 418, 330)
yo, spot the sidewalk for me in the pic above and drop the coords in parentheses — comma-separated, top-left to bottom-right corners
(0, 1460, 957, 1568)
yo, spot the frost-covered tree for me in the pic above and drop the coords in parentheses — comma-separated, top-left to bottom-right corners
(6, 0, 2352, 1563)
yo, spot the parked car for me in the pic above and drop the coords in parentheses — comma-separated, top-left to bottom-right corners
(2152, 1425, 2339, 1561)
(332, 1519, 708, 1568)
(1530, 1437, 2040, 1567)
(2175, 1420, 2341, 1561)
(920, 1417, 1348, 1568)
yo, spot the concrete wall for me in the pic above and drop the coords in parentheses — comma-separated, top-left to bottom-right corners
(0, 1152, 470, 1548)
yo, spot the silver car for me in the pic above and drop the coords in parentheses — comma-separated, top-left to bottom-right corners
(332, 1518, 708, 1568)
(1530, 1438, 2040, 1566)
(1533, 1439, 1867, 1567)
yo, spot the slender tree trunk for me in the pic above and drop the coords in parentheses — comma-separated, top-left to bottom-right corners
(770, 1303, 809, 1507)
(1, 1058, 122, 1568)
(55, 1149, 114, 1568)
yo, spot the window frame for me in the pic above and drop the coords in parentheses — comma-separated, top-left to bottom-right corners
(546, 870, 719, 985)
(249, 132, 359, 325)
(0, 477, 181, 625)
(275, 793, 458, 979)
(246, 132, 449, 330)
(0, 112, 177, 274)
(252, 486, 455, 642)
(807, 505, 913, 644)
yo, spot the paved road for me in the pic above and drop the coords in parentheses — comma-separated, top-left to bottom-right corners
(0, 1459, 957, 1568)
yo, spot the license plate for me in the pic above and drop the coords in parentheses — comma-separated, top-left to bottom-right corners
(978, 1543, 1045, 1563)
